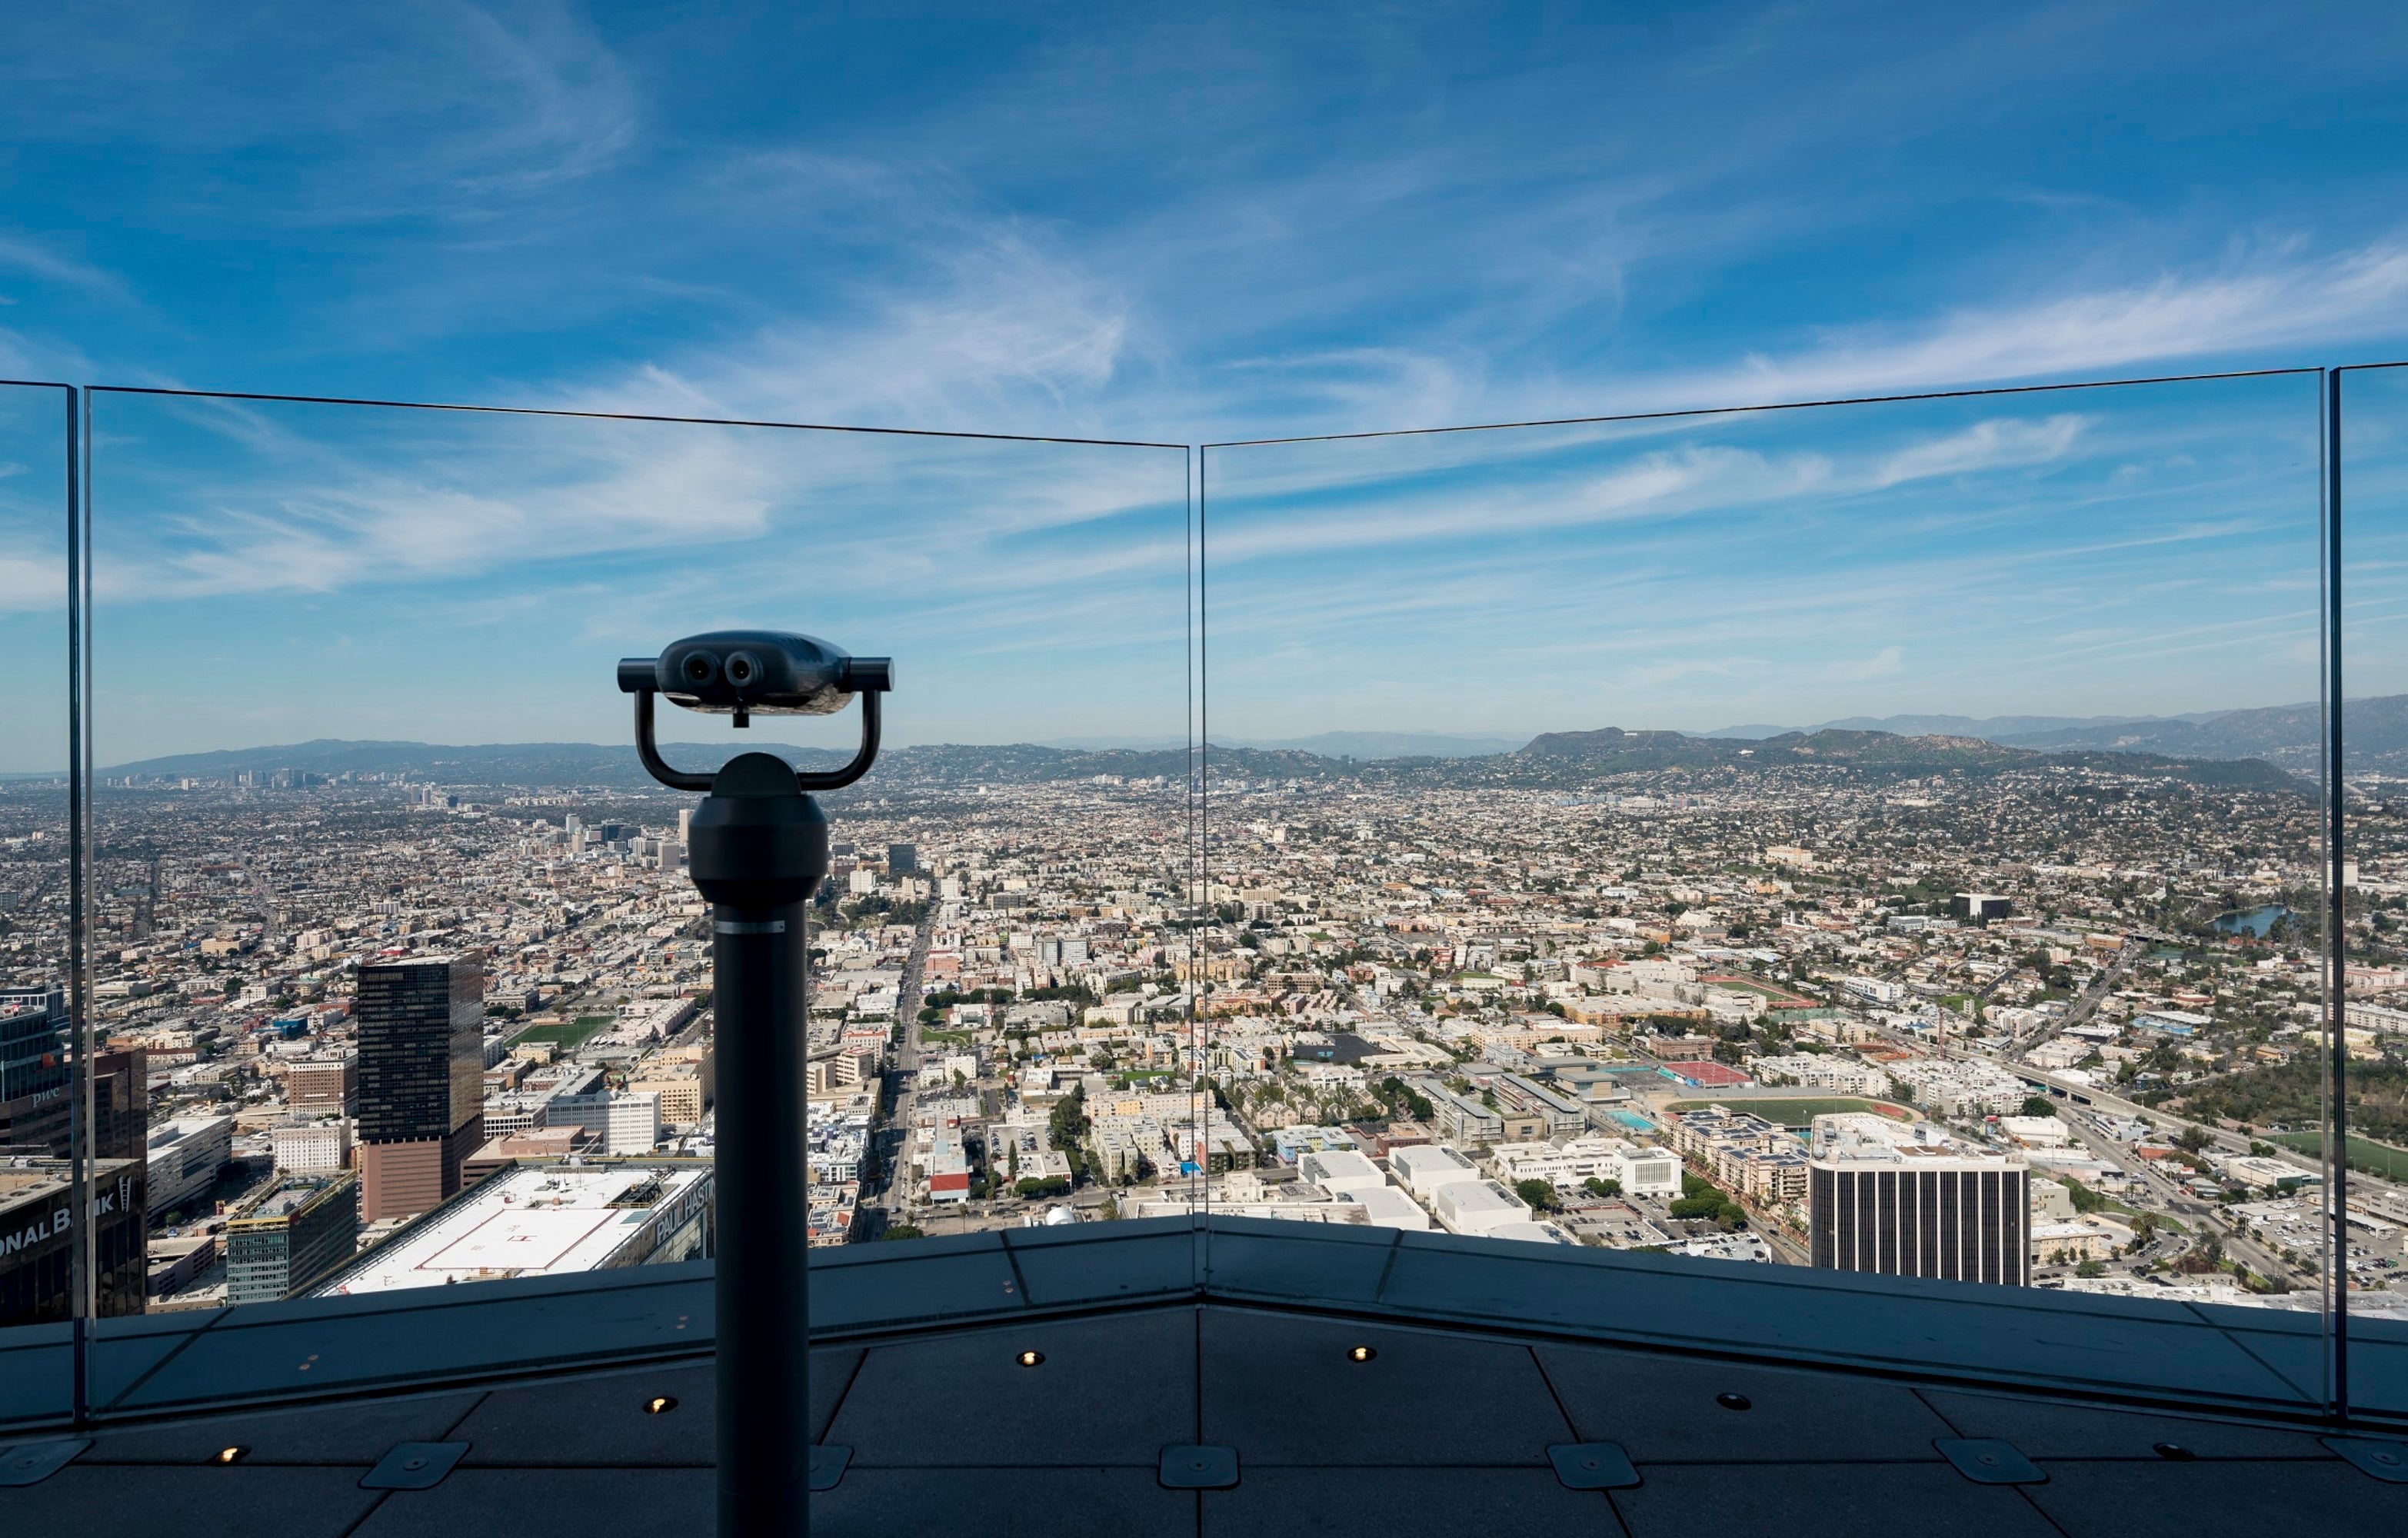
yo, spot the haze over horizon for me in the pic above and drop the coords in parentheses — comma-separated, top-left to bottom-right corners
(55, 689, 2383, 780)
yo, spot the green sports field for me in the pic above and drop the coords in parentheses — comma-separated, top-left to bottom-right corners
(2271, 1130, 2408, 1182)
(511, 1014, 612, 1050)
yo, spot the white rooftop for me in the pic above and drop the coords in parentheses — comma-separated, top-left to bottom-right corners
(318, 1165, 709, 1295)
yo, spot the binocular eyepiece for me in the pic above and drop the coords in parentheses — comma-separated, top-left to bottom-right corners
(618, 630, 892, 718)
(618, 629, 893, 792)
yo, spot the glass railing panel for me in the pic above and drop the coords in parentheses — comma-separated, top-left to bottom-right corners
(0, 381, 75, 1428)
(79, 388, 1190, 1406)
(1201, 371, 2331, 1409)
(2337, 361, 2408, 1420)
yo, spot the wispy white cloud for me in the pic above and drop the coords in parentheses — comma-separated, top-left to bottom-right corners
(1872, 414, 2087, 487)
(1846, 644, 1907, 681)
(0, 235, 128, 301)
(1680, 239, 2408, 410)
(0, 549, 61, 612)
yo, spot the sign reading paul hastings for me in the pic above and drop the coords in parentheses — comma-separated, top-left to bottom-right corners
(0, 1160, 147, 1327)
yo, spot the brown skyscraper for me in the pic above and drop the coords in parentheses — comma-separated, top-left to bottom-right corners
(356, 954, 485, 1221)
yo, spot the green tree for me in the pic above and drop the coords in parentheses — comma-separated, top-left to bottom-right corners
(2060, 1177, 2108, 1215)
(1048, 1084, 1090, 1151)
(1514, 1177, 1560, 1212)
(1582, 1176, 1623, 1199)
(2019, 1096, 2059, 1120)
(879, 1224, 924, 1241)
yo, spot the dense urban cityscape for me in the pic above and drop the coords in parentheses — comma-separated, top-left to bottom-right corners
(7, 715, 2408, 1333)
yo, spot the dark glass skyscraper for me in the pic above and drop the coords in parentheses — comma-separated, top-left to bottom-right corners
(0, 987, 71, 1154)
(357, 954, 485, 1221)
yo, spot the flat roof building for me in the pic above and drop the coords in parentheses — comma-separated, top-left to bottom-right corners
(287, 1054, 358, 1115)
(1389, 1142, 1480, 1201)
(1808, 1114, 2030, 1287)
(145, 1112, 234, 1219)
(271, 1120, 352, 1177)
(1334, 1183, 1431, 1230)
(1431, 1177, 1534, 1237)
(225, 1173, 361, 1305)
(312, 1163, 711, 1297)
(1296, 1147, 1385, 1195)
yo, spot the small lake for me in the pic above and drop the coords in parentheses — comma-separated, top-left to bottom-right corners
(2213, 904, 2292, 937)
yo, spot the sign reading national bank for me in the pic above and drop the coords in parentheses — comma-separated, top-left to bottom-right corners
(0, 1160, 147, 1326)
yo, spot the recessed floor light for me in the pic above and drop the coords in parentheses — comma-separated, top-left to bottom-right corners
(1347, 1345, 1377, 1363)
(214, 1446, 248, 1465)
(1016, 1350, 1044, 1367)
(645, 1396, 678, 1415)
(1716, 1393, 1751, 1411)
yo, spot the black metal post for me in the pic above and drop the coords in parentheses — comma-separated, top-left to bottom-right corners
(2324, 365, 2349, 1420)
(688, 752, 831, 1538)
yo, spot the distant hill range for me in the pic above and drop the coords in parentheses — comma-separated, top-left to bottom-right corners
(1508, 727, 2296, 792)
(1704, 711, 2226, 741)
(1708, 696, 2408, 775)
(97, 714, 2318, 796)
(1041, 730, 1524, 759)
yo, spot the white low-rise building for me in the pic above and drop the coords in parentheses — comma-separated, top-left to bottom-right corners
(1389, 1143, 1481, 1200)
(1748, 1053, 1892, 1098)
(1484, 1219, 1577, 1245)
(1297, 1148, 1387, 1195)
(145, 1112, 234, 1217)
(1431, 1177, 1534, 1237)
(1490, 1136, 1682, 1198)
(2032, 1217, 2134, 1264)
(1336, 1183, 1433, 1230)
(1998, 1115, 2070, 1149)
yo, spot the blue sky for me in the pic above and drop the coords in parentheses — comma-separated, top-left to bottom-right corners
(4, 2, 2408, 767)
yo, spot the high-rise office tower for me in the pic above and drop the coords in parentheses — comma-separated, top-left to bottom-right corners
(0, 987, 151, 1323)
(225, 1173, 361, 1304)
(0, 987, 71, 1154)
(1807, 1114, 2029, 1287)
(88, 1046, 150, 1165)
(357, 953, 485, 1221)
(888, 842, 918, 875)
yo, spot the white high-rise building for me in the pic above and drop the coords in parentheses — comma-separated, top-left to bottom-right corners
(272, 1120, 353, 1176)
